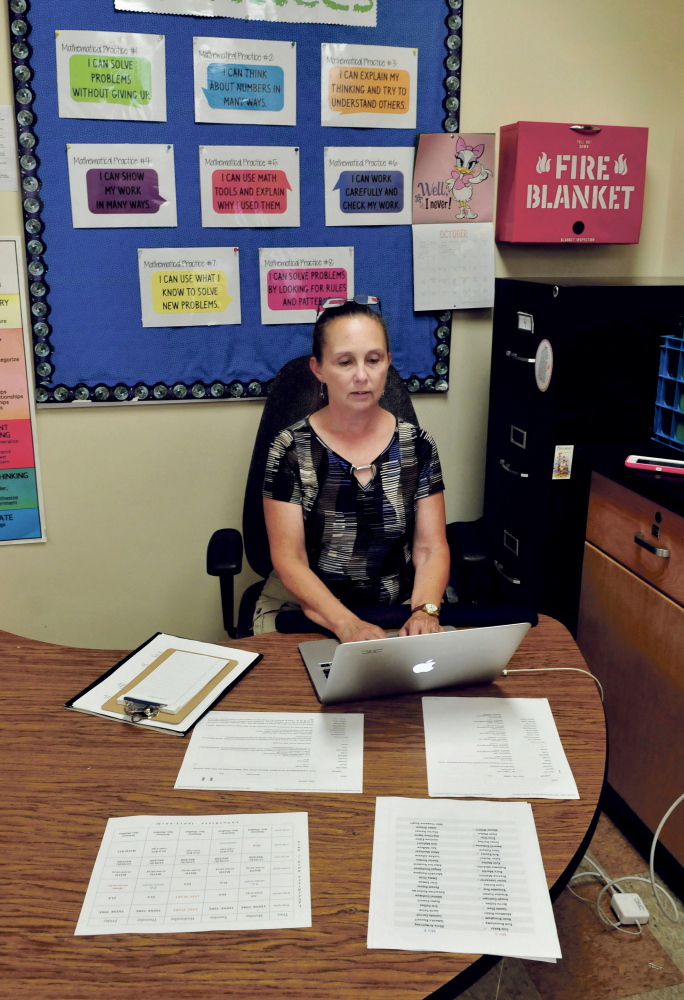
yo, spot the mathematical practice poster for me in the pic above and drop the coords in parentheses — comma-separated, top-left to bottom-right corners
(412, 223, 495, 311)
(259, 246, 353, 324)
(321, 44, 417, 130)
(0, 240, 45, 544)
(115, 0, 377, 28)
(193, 37, 297, 126)
(324, 147, 414, 226)
(55, 30, 167, 121)
(67, 144, 177, 228)
(138, 247, 241, 327)
(413, 133, 495, 225)
(199, 146, 300, 228)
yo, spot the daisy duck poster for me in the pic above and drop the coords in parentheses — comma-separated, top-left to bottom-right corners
(412, 133, 495, 224)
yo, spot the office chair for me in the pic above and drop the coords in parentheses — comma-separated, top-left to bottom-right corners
(207, 354, 537, 638)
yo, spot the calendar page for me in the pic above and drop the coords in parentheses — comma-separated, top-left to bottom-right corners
(412, 222, 494, 310)
(75, 813, 311, 935)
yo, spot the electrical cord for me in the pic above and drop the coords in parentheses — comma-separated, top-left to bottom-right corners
(649, 790, 684, 921)
(567, 790, 684, 933)
(502, 666, 604, 701)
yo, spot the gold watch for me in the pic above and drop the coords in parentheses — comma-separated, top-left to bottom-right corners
(411, 603, 440, 618)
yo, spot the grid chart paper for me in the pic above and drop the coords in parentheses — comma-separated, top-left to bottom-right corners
(75, 813, 311, 935)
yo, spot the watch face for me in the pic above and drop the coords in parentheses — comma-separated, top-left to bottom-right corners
(424, 604, 439, 614)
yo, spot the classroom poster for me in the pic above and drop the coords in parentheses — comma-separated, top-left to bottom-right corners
(193, 37, 296, 126)
(0, 239, 45, 543)
(0, 107, 18, 192)
(67, 144, 177, 228)
(138, 247, 241, 327)
(413, 133, 495, 224)
(55, 30, 167, 122)
(324, 147, 414, 226)
(199, 146, 300, 228)
(258, 246, 353, 324)
(321, 44, 417, 130)
(115, 0, 377, 28)
(412, 223, 495, 311)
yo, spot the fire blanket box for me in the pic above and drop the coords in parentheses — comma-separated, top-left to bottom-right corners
(495, 121, 648, 244)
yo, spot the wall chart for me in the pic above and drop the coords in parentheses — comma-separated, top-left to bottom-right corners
(7, 0, 464, 405)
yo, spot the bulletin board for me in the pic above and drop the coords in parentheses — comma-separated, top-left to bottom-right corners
(9, 0, 464, 405)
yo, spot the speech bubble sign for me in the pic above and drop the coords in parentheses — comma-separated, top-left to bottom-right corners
(203, 63, 284, 111)
(151, 269, 232, 315)
(267, 267, 348, 311)
(212, 169, 292, 214)
(328, 66, 410, 115)
(69, 54, 152, 107)
(86, 168, 166, 214)
(333, 170, 404, 213)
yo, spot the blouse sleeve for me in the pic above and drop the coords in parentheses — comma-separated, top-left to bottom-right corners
(262, 429, 303, 505)
(415, 429, 445, 500)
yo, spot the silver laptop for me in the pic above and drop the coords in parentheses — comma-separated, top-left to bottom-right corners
(299, 622, 531, 704)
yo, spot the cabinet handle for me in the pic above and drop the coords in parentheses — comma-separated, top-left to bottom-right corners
(494, 560, 521, 585)
(505, 350, 535, 363)
(634, 532, 670, 558)
(500, 458, 529, 478)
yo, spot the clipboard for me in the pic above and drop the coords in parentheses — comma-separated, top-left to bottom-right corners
(65, 632, 262, 736)
(101, 647, 240, 725)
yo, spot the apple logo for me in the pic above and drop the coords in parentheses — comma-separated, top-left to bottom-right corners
(412, 659, 436, 674)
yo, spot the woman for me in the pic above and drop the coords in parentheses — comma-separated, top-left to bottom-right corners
(255, 299, 450, 641)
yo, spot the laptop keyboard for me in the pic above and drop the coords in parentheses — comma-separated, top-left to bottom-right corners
(320, 662, 332, 677)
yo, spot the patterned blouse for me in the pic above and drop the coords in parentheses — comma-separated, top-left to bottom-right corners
(263, 417, 444, 607)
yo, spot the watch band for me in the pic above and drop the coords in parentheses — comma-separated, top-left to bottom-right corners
(411, 603, 440, 618)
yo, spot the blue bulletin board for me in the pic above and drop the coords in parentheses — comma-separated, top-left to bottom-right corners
(9, 0, 464, 404)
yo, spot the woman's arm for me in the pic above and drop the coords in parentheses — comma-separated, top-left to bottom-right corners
(398, 492, 450, 636)
(264, 497, 386, 642)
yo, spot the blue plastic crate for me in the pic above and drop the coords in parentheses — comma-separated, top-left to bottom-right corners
(653, 335, 684, 452)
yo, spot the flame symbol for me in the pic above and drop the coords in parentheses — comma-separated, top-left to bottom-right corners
(614, 154, 628, 175)
(536, 152, 551, 174)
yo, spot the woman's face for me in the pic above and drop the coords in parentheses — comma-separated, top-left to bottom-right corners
(310, 313, 391, 410)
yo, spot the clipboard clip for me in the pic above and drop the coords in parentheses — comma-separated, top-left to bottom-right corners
(121, 698, 165, 722)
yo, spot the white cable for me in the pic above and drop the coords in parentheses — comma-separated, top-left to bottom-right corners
(566, 857, 650, 935)
(502, 666, 604, 701)
(493, 958, 505, 1000)
(649, 791, 684, 922)
(596, 875, 677, 930)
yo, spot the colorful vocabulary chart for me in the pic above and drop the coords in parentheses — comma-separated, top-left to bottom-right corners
(0, 239, 45, 543)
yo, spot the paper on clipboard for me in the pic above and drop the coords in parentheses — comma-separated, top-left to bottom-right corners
(66, 633, 261, 735)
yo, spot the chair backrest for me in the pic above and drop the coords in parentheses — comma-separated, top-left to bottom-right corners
(242, 354, 419, 579)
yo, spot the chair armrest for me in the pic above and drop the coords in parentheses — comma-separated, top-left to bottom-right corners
(446, 519, 488, 564)
(207, 528, 243, 577)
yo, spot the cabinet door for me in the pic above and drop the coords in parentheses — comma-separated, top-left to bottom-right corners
(577, 542, 684, 865)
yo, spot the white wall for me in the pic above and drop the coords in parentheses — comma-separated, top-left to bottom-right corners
(1, 1, 683, 648)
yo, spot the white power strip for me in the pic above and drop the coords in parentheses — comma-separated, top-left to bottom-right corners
(611, 893, 650, 925)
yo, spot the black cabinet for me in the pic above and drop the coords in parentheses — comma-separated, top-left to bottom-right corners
(483, 278, 684, 633)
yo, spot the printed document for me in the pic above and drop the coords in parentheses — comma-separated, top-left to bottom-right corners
(412, 222, 494, 310)
(367, 797, 562, 960)
(75, 812, 311, 935)
(422, 697, 578, 799)
(175, 711, 364, 793)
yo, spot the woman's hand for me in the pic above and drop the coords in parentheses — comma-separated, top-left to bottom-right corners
(399, 610, 444, 637)
(337, 619, 388, 643)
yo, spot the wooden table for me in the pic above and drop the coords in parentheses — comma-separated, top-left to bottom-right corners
(0, 616, 605, 1000)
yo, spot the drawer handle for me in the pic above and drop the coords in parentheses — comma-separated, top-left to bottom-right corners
(500, 458, 529, 478)
(505, 350, 535, 363)
(494, 560, 521, 585)
(634, 532, 670, 558)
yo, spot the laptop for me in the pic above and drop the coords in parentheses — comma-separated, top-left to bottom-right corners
(299, 621, 531, 704)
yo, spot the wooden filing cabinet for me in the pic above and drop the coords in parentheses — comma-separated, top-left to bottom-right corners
(577, 471, 684, 866)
